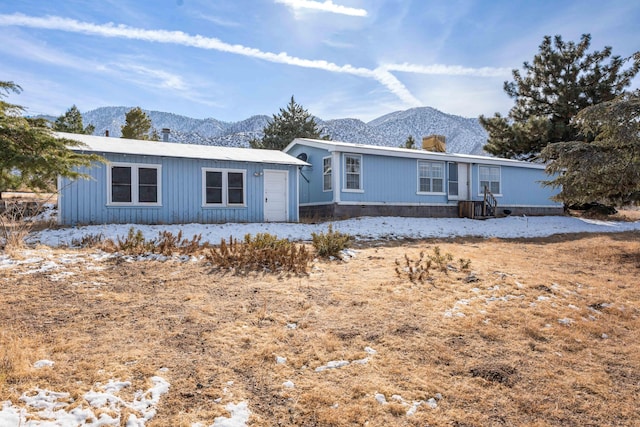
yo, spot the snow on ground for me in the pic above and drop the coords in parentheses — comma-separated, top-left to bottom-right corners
(2, 214, 638, 425)
(0, 376, 169, 427)
(29, 215, 640, 247)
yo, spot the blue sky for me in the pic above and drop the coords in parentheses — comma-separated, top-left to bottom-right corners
(1, 1, 638, 122)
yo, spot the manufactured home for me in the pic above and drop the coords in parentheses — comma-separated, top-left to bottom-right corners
(284, 138, 563, 219)
(57, 132, 308, 225)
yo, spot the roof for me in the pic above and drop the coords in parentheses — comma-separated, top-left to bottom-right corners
(284, 138, 547, 170)
(56, 132, 309, 166)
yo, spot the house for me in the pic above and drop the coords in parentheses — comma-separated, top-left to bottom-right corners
(56, 132, 308, 225)
(283, 138, 564, 219)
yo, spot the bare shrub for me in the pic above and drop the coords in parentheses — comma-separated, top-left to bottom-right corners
(206, 233, 311, 275)
(98, 228, 206, 256)
(0, 201, 34, 250)
(395, 246, 472, 282)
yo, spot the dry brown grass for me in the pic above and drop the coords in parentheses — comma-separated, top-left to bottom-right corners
(1, 232, 639, 426)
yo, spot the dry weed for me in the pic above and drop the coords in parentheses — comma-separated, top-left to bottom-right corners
(0, 233, 639, 425)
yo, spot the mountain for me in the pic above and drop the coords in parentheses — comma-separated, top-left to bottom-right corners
(81, 106, 488, 154)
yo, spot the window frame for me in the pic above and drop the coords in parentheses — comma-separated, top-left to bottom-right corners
(416, 160, 446, 195)
(322, 156, 332, 192)
(107, 162, 162, 206)
(202, 168, 247, 207)
(343, 153, 363, 192)
(448, 162, 459, 197)
(478, 165, 501, 196)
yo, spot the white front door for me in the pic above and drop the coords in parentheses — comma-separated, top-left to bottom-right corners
(264, 170, 288, 222)
(458, 163, 469, 200)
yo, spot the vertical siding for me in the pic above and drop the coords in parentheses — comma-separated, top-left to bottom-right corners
(60, 153, 299, 225)
(470, 163, 560, 206)
(339, 153, 450, 205)
(286, 145, 333, 204)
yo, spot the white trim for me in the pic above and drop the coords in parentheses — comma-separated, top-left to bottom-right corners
(201, 168, 247, 207)
(322, 156, 332, 192)
(263, 169, 289, 222)
(343, 153, 363, 192)
(107, 162, 162, 207)
(332, 151, 341, 203)
(300, 201, 562, 208)
(286, 138, 548, 170)
(416, 159, 446, 195)
(477, 164, 502, 197)
(294, 167, 300, 222)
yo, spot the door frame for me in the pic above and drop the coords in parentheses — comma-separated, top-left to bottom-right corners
(263, 169, 289, 222)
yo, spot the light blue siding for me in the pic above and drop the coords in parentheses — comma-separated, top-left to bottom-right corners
(59, 153, 299, 225)
(286, 145, 334, 205)
(471, 164, 561, 207)
(338, 153, 451, 204)
(285, 140, 561, 216)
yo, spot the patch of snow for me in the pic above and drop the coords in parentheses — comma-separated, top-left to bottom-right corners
(30, 216, 640, 249)
(0, 376, 169, 426)
(315, 360, 350, 372)
(210, 401, 251, 427)
(33, 360, 55, 369)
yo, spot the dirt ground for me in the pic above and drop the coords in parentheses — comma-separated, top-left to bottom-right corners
(1, 231, 639, 426)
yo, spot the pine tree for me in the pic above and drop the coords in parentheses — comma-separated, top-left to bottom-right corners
(540, 90, 640, 207)
(250, 96, 329, 150)
(401, 135, 417, 149)
(53, 105, 95, 134)
(0, 81, 103, 199)
(121, 107, 157, 140)
(480, 34, 640, 160)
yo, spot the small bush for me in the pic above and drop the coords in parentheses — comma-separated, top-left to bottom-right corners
(395, 246, 471, 282)
(206, 233, 311, 275)
(71, 233, 105, 248)
(429, 246, 453, 273)
(311, 224, 352, 258)
(395, 252, 432, 283)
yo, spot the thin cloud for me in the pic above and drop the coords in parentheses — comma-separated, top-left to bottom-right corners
(383, 63, 512, 78)
(115, 63, 188, 91)
(275, 0, 367, 17)
(0, 13, 414, 105)
(0, 14, 505, 111)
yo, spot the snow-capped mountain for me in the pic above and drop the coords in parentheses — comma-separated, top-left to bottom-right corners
(81, 106, 488, 154)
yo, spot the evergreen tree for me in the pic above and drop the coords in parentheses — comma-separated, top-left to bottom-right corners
(540, 90, 640, 207)
(250, 96, 328, 150)
(0, 81, 102, 199)
(401, 135, 417, 149)
(121, 107, 157, 140)
(480, 34, 640, 160)
(53, 105, 95, 134)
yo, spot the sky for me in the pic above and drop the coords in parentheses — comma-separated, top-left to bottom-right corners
(1, 0, 639, 123)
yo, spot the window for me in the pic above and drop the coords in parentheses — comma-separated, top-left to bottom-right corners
(344, 154, 362, 191)
(203, 169, 246, 206)
(448, 162, 458, 196)
(108, 163, 161, 205)
(479, 165, 500, 194)
(322, 157, 332, 191)
(417, 161, 444, 193)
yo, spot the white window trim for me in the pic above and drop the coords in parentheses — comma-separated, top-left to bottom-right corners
(202, 168, 247, 207)
(342, 153, 363, 193)
(478, 164, 502, 197)
(416, 160, 446, 195)
(322, 156, 332, 192)
(107, 162, 162, 206)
